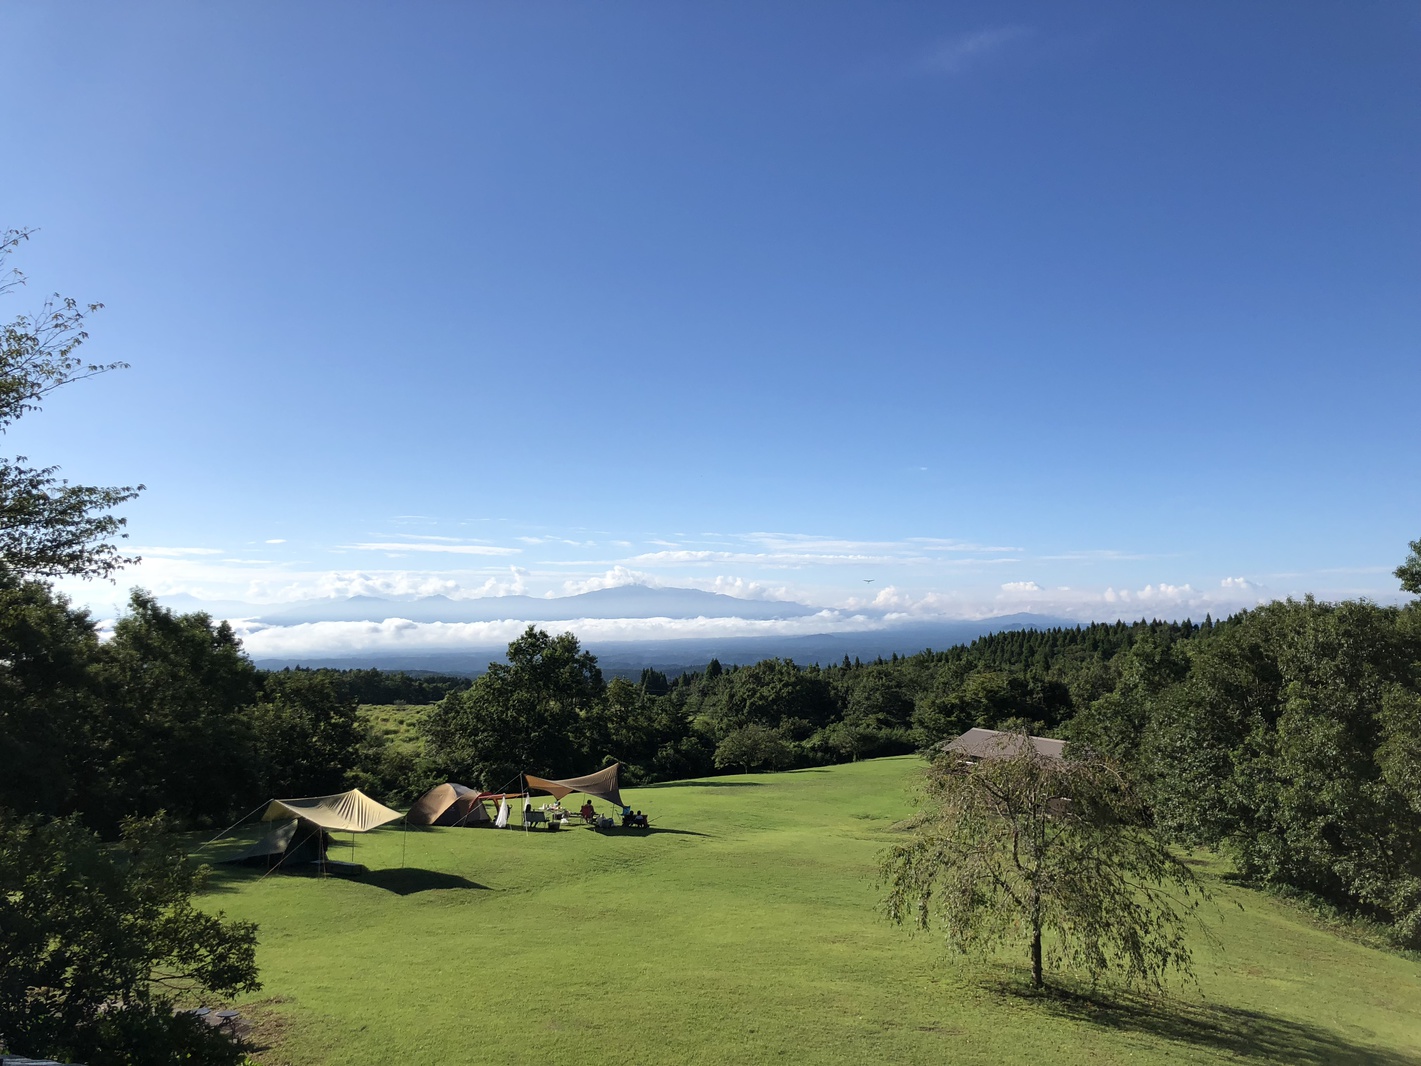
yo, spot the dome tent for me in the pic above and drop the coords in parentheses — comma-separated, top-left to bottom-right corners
(407, 783, 497, 827)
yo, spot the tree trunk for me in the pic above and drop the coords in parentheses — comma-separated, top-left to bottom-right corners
(1030, 883, 1043, 989)
(1031, 922, 1043, 989)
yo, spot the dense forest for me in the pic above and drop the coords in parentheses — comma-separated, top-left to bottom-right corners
(4, 544, 1419, 945)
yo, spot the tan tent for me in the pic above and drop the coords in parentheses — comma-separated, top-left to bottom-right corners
(218, 817, 336, 870)
(407, 783, 496, 827)
(525, 764, 624, 807)
(220, 818, 305, 866)
(260, 787, 404, 832)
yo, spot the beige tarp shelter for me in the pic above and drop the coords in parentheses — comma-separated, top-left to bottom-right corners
(408, 783, 496, 827)
(944, 727, 1066, 761)
(221, 788, 403, 871)
(260, 787, 404, 831)
(525, 764, 624, 807)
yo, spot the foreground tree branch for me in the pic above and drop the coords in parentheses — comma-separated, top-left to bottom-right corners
(0, 228, 142, 579)
(0, 811, 259, 1064)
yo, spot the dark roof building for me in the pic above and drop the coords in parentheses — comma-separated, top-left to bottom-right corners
(943, 727, 1066, 761)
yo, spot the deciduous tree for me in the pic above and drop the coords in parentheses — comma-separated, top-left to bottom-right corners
(880, 741, 1208, 991)
(0, 811, 259, 1065)
(713, 722, 794, 775)
(423, 626, 605, 786)
(1397, 537, 1421, 596)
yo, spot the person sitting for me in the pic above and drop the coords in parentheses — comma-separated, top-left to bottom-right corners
(633, 811, 649, 829)
(579, 800, 595, 823)
(621, 807, 635, 828)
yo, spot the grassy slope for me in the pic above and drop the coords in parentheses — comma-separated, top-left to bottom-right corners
(198, 757, 1421, 1066)
(356, 704, 432, 755)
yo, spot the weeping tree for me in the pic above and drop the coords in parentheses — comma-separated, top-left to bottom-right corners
(880, 739, 1209, 991)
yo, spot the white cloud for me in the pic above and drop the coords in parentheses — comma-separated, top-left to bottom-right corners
(695, 575, 800, 602)
(130, 546, 225, 557)
(560, 566, 660, 595)
(1038, 549, 1161, 562)
(343, 542, 521, 556)
(923, 25, 1030, 75)
(911, 538, 1022, 553)
(468, 567, 530, 598)
(1001, 581, 1043, 592)
(1221, 576, 1260, 590)
(633, 548, 901, 568)
(232, 613, 895, 659)
(839, 585, 974, 616)
(746, 531, 1017, 555)
(264, 538, 286, 545)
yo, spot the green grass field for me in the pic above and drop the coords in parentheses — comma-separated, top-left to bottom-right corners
(197, 756, 1421, 1066)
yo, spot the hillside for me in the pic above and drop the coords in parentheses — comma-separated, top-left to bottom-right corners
(197, 757, 1421, 1066)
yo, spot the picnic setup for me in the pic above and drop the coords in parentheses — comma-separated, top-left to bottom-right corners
(523, 764, 650, 830)
(408, 763, 651, 833)
(207, 763, 650, 880)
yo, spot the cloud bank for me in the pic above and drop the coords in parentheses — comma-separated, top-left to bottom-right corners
(54, 521, 1396, 660)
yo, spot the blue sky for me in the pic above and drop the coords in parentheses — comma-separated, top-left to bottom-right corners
(5, 2, 1418, 656)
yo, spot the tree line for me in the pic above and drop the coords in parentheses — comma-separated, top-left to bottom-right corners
(0, 576, 472, 836)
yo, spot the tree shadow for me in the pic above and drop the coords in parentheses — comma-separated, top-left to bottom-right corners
(197, 858, 487, 895)
(360, 868, 490, 895)
(196, 862, 264, 894)
(600, 826, 709, 838)
(991, 980, 1421, 1066)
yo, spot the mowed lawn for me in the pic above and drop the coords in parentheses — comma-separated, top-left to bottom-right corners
(197, 756, 1421, 1066)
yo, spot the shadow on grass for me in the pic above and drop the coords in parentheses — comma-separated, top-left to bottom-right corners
(598, 826, 709, 838)
(197, 863, 489, 896)
(644, 780, 765, 789)
(992, 980, 1421, 1066)
(361, 868, 489, 895)
(197, 862, 264, 894)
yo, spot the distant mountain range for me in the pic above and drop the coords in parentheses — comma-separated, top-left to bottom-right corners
(247, 615, 1077, 677)
(149, 586, 1081, 676)
(160, 585, 829, 625)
